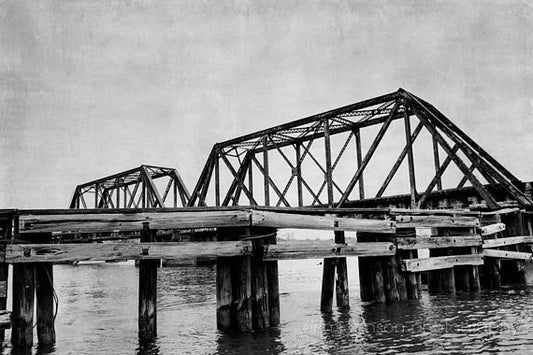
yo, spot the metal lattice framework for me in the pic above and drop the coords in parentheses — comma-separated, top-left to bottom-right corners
(70, 165, 190, 209)
(188, 88, 532, 209)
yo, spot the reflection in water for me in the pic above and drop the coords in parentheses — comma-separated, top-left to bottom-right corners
(216, 327, 285, 354)
(136, 340, 160, 355)
(2, 259, 533, 354)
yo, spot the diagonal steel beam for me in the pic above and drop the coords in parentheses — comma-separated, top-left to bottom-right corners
(409, 94, 531, 206)
(376, 122, 424, 198)
(337, 101, 401, 207)
(409, 100, 499, 209)
(250, 155, 290, 207)
(141, 166, 165, 208)
(418, 144, 460, 207)
(220, 153, 258, 206)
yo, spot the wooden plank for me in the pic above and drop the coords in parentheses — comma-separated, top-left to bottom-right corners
(19, 210, 252, 234)
(482, 236, 528, 249)
(402, 255, 484, 272)
(264, 240, 396, 260)
(0, 310, 11, 329)
(7, 239, 397, 263)
(482, 249, 532, 261)
(251, 210, 395, 233)
(396, 235, 482, 250)
(480, 223, 505, 236)
(395, 215, 479, 228)
(6, 241, 250, 264)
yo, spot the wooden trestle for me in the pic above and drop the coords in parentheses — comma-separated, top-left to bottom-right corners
(0, 205, 532, 347)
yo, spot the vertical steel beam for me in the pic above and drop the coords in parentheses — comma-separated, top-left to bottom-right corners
(323, 118, 334, 207)
(263, 136, 270, 206)
(215, 153, 220, 207)
(432, 135, 443, 190)
(295, 144, 303, 207)
(248, 158, 254, 205)
(354, 128, 365, 199)
(403, 103, 417, 208)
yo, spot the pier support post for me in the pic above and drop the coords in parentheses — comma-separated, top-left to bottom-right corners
(334, 231, 349, 309)
(266, 260, 280, 326)
(12, 264, 35, 348)
(216, 257, 234, 331)
(321, 231, 349, 312)
(403, 250, 421, 299)
(251, 240, 270, 330)
(234, 256, 253, 331)
(36, 263, 56, 345)
(357, 232, 406, 303)
(320, 258, 336, 312)
(138, 223, 158, 341)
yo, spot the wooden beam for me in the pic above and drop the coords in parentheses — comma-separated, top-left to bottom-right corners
(482, 249, 532, 260)
(19, 210, 252, 234)
(395, 215, 480, 228)
(480, 223, 506, 236)
(482, 236, 530, 249)
(251, 210, 395, 233)
(395, 235, 482, 250)
(264, 240, 396, 260)
(0, 311, 10, 329)
(6, 241, 250, 264)
(6, 240, 397, 264)
(402, 255, 483, 272)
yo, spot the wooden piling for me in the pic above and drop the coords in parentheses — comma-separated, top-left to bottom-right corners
(320, 258, 336, 312)
(405, 257, 422, 299)
(138, 223, 157, 341)
(334, 231, 349, 309)
(36, 263, 55, 345)
(370, 258, 386, 303)
(216, 257, 234, 331)
(233, 256, 252, 332)
(358, 257, 374, 302)
(251, 240, 270, 329)
(383, 255, 407, 302)
(12, 264, 35, 348)
(266, 261, 280, 326)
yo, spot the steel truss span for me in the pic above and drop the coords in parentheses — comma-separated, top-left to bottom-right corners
(70, 165, 190, 209)
(188, 88, 532, 209)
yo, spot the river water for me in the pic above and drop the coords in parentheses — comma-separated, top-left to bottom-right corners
(2, 259, 533, 354)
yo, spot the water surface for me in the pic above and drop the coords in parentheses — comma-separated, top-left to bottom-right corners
(3, 259, 533, 354)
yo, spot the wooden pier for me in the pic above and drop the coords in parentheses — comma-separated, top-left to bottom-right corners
(2, 89, 533, 348)
(0, 203, 532, 346)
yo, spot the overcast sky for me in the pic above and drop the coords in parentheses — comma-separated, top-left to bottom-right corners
(1, 0, 533, 208)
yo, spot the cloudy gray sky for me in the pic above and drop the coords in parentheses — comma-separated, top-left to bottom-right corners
(1, 0, 533, 208)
